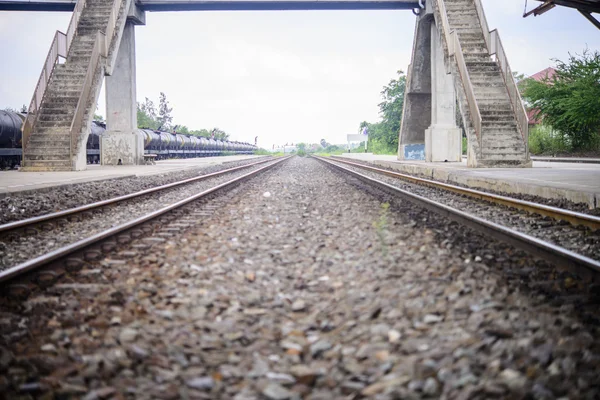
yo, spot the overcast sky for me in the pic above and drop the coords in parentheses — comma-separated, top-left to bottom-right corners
(0, 0, 598, 148)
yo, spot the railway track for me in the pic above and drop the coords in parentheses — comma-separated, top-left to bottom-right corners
(315, 156, 600, 280)
(0, 156, 290, 293)
(329, 156, 600, 230)
(1, 156, 599, 399)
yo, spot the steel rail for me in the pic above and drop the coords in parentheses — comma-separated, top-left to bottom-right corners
(0, 157, 273, 234)
(329, 156, 600, 231)
(315, 156, 600, 279)
(0, 156, 290, 285)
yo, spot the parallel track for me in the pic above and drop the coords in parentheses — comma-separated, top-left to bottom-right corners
(316, 156, 600, 280)
(0, 156, 290, 289)
(0, 157, 274, 234)
(329, 156, 600, 231)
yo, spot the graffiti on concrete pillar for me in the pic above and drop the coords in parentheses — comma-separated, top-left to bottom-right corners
(404, 144, 425, 160)
(101, 135, 135, 165)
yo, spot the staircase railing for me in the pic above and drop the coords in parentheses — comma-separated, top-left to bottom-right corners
(22, 0, 86, 151)
(105, 0, 124, 54)
(70, 31, 105, 160)
(70, 0, 124, 159)
(472, 0, 529, 150)
(435, 0, 483, 152)
(489, 30, 529, 150)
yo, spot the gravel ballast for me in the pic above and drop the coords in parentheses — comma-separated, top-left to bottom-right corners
(0, 157, 599, 399)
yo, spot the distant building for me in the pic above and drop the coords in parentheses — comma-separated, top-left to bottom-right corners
(527, 67, 556, 125)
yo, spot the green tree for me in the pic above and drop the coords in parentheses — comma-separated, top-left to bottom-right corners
(137, 97, 159, 129)
(189, 129, 211, 138)
(296, 142, 307, 156)
(210, 128, 230, 141)
(137, 93, 234, 142)
(360, 70, 406, 154)
(158, 92, 173, 130)
(3, 105, 27, 113)
(522, 50, 600, 151)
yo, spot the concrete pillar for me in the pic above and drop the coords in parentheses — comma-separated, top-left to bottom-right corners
(101, 20, 143, 165)
(398, 10, 432, 161)
(424, 22, 461, 162)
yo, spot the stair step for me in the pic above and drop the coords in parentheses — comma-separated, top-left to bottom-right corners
(36, 121, 73, 129)
(480, 110, 514, 116)
(477, 159, 530, 167)
(38, 112, 75, 121)
(23, 153, 70, 160)
(468, 69, 502, 77)
(25, 148, 71, 157)
(21, 160, 73, 171)
(482, 117, 517, 124)
(480, 154, 529, 161)
(29, 138, 71, 146)
(37, 106, 74, 115)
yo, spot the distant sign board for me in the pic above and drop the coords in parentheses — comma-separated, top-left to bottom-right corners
(347, 134, 367, 142)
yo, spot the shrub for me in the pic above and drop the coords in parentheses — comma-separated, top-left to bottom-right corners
(528, 125, 571, 155)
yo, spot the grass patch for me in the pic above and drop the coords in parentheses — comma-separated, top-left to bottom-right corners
(373, 202, 390, 257)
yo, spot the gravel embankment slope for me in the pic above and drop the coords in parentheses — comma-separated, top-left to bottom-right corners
(0, 157, 598, 399)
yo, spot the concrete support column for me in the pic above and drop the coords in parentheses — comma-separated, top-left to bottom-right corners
(398, 10, 432, 160)
(424, 22, 461, 162)
(101, 21, 143, 165)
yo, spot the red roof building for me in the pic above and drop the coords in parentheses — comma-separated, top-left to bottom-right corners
(527, 67, 556, 125)
(530, 67, 556, 82)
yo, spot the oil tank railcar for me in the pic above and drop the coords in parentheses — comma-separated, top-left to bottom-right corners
(0, 110, 257, 168)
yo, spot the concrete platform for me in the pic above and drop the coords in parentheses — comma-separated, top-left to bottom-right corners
(0, 155, 264, 196)
(336, 153, 600, 209)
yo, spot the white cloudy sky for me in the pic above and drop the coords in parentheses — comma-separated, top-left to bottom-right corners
(0, 0, 598, 148)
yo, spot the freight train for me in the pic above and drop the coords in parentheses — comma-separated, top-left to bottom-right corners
(0, 110, 257, 169)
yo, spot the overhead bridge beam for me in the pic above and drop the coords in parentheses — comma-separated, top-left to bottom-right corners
(525, 0, 600, 30)
(0, 0, 421, 12)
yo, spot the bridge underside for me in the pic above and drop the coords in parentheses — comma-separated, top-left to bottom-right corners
(8, 0, 532, 170)
(0, 0, 421, 11)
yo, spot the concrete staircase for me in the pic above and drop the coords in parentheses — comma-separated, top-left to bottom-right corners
(443, 0, 531, 167)
(22, 0, 127, 171)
